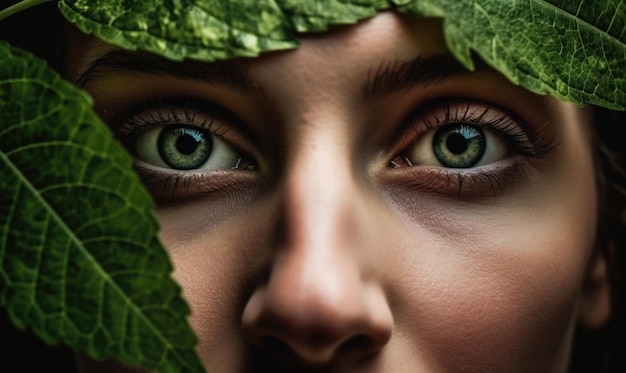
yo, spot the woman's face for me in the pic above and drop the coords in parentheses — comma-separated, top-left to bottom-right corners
(66, 12, 610, 373)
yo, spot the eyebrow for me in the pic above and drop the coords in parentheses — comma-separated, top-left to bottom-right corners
(75, 50, 263, 94)
(77, 50, 487, 100)
(364, 55, 487, 99)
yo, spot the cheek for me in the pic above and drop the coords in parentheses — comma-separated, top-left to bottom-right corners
(388, 183, 596, 371)
(388, 207, 594, 372)
(162, 225, 242, 369)
(155, 198, 275, 369)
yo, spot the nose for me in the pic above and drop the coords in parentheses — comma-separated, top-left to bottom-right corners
(241, 146, 393, 365)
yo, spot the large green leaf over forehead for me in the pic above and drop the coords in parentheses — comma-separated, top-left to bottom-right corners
(59, 0, 626, 111)
(277, 0, 389, 31)
(58, 0, 293, 60)
(58, 0, 389, 60)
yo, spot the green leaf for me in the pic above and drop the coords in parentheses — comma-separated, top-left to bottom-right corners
(0, 40, 204, 373)
(57, 0, 389, 62)
(0, 0, 54, 22)
(58, 0, 626, 110)
(393, 0, 626, 110)
(276, 0, 389, 32)
(58, 0, 295, 61)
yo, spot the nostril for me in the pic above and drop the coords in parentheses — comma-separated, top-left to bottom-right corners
(337, 334, 374, 355)
(261, 335, 293, 356)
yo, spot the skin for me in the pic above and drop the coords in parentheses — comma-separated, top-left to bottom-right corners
(64, 12, 611, 373)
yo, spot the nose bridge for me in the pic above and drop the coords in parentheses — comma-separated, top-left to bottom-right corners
(282, 127, 356, 260)
(241, 120, 393, 364)
(274, 126, 365, 317)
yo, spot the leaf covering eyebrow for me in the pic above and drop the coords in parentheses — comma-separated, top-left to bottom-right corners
(58, 0, 626, 111)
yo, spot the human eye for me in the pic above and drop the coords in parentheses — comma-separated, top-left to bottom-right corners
(389, 100, 557, 197)
(106, 98, 257, 200)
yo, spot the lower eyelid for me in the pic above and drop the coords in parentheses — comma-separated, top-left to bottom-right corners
(384, 159, 531, 199)
(132, 162, 260, 201)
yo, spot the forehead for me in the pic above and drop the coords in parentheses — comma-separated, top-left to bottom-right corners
(246, 13, 451, 99)
(254, 12, 449, 72)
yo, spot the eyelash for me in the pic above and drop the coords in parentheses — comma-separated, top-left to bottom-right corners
(111, 98, 229, 143)
(391, 99, 557, 197)
(104, 98, 256, 199)
(412, 100, 556, 158)
(105, 98, 557, 200)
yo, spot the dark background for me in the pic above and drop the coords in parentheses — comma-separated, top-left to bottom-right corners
(1, 308, 78, 371)
(1, 1, 76, 370)
(1, 1, 625, 372)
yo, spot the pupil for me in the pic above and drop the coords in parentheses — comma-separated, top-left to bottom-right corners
(176, 131, 199, 155)
(157, 126, 212, 170)
(446, 133, 469, 154)
(431, 124, 486, 169)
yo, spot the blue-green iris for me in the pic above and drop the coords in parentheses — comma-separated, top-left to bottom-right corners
(157, 125, 212, 170)
(433, 124, 486, 168)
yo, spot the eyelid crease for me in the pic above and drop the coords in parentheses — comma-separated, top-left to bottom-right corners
(120, 105, 223, 138)
(402, 99, 558, 160)
(102, 97, 252, 147)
